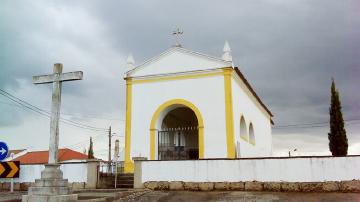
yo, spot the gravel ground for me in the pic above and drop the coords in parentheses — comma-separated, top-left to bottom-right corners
(2, 190, 360, 202)
(115, 190, 360, 202)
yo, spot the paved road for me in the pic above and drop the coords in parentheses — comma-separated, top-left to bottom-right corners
(0, 192, 26, 202)
(117, 191, 360, 202)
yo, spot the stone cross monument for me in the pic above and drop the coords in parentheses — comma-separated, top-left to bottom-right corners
(23, 63, 83, 202)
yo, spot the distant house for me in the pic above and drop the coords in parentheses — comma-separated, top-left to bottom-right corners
(0, 148, 100, 190)
(5, 149, 27, 161)
(14, 148, 88, 164)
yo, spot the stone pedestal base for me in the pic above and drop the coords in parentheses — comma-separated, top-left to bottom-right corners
(22, 164, 78, 202)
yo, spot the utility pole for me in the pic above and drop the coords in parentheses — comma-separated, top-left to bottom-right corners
(108, 126, 112, 172)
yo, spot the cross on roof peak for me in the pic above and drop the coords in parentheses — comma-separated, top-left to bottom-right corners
(172, 27, 183, 47)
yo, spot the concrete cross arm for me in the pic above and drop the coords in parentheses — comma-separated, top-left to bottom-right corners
(33, 71, 83, 84)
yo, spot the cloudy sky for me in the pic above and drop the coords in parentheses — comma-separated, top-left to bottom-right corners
(0, 0, 359, 159)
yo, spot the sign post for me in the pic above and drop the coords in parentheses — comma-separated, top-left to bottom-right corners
(11, 178, 13, 192)
(0, 142, 19, 192)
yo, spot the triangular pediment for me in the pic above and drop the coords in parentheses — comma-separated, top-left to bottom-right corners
(127, 47, 232, 77)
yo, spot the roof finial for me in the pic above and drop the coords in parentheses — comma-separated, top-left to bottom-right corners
(172, 27, 183, 47)
(222, 40, 232, 62)
(126, 53, 135, 69)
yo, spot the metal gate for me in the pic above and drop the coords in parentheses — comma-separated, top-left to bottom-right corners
(158, 127, 199, 160)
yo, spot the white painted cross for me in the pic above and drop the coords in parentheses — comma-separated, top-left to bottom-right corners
(33, 63, 83, 164)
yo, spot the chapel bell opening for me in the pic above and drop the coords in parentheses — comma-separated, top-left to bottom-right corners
(158, 107, 199, 160)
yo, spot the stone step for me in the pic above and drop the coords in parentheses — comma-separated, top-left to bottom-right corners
(117, 182, 133, 185)
(35, 178, 68, 187)
(117, 178, 133, 181)
(116, 176, 134, 180)
(117, 174, 134, 177)
(29, 186, 72, 195)
(112, 180, 134, 184)
(116, 184, 133, 188)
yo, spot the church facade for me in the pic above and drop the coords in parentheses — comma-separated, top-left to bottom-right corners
(123, 43, 273, 173)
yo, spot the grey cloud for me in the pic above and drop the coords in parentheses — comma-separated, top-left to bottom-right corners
(0, 0, 359, 155)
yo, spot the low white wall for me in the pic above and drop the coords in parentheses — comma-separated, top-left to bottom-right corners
(140, 156, 360, 183)
(0, 162, 88, 183)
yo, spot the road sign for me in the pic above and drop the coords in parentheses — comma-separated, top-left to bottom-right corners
(0, 142, 9, 161)
(0, 161, 20, 178)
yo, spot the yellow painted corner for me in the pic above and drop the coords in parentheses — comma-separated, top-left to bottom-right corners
(223, 68, 235, 158)
(124, 161, 134, 173)
(124, 79, 133, 172)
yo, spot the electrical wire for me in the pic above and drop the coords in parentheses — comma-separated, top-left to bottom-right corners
(0, 89, 109, 132)
(0, 99, 124, 121)
(62, 133, 105, 149)
(273, 119, 360, 129)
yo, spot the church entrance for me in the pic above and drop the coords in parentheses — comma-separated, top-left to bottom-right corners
(157, 107, 199, 160)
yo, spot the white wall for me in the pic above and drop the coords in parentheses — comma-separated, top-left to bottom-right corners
(130, 47, 231, 77)
(131, 74, 228, 159)
(231, 74, 272, 157)
(0, 163, 88, 183)
(140, 156, 360, 183)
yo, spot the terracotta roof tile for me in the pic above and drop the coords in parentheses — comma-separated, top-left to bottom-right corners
(6, 149, 26, 158)
(14, 148, 88, 164)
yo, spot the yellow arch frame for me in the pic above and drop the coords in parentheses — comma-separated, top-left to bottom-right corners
(149, 99, 204, 160)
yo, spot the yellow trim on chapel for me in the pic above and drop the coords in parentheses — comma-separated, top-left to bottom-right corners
(123, 67, 236, 173)
(124, 78, 134, 173)
(149, 99, 205, 160)
(223, 68, 236, 158)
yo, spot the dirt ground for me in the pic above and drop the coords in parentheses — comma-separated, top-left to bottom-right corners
(116, 190, 360, 202)
(1, 190, 360, 202)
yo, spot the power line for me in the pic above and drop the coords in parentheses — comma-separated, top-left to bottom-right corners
(273, 118, 360, 129)
(62, 133, 105, 149)
(0, 99, 124, 122)
(0, 88, 109, 132)
(54, 111, 124, 121)
(94, 149, 110, 152)
(0, 89, 107, 131)
(0, 100, 22, 107)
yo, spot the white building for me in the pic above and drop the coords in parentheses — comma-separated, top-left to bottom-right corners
(123, 42, 273, 173)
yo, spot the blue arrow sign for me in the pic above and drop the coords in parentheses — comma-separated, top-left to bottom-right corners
(0, 142, 9, 161)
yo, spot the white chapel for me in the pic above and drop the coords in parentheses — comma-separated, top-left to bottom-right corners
(123, 41, 273, 173)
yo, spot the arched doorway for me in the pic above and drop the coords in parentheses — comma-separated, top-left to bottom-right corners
(149, 99, 204, 160)
(158, 107, 199, 160)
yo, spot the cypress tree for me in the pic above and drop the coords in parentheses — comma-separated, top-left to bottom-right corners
(88, 137, 95, 159)
(328, 79, 348, 156)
